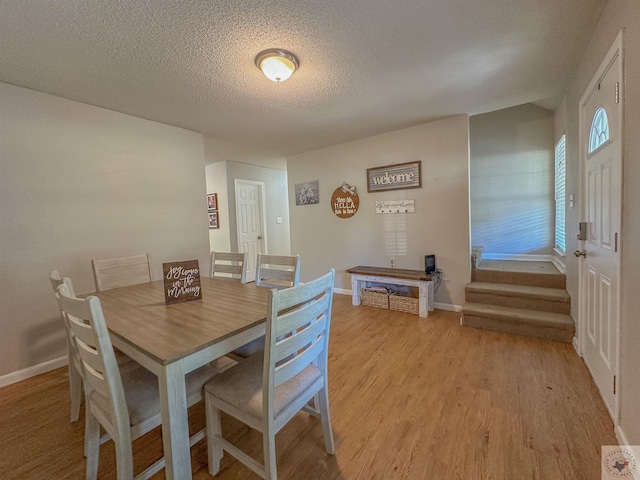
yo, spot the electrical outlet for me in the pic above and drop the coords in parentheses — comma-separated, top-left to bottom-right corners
(390, 257, 395, 268)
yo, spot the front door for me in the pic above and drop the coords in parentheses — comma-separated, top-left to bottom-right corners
(235, 180, 266, 282)
(579, 35, 622, 418)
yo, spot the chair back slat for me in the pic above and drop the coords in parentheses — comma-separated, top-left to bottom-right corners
(256, 254, 301, 289)
(275, 294, 330, 338)
(73, 338, 110, 398)
(274, 336, 324, 387)
(274, 315, 326, 366)
(264, 269, 334, 391)
(67, 312, 97, 345)
(210, 251, 247, 283)
(92, 254, 153, 291)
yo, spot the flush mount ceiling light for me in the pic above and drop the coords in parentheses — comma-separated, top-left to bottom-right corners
(255, 48, 299, 82)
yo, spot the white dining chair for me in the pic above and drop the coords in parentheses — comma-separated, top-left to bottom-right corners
(204, 269, 336, 480)
(54, 283, 217, 480)
(229, 254, 302, 360)
(49, 270, 83, 423)
(210, 251, 248, 283)
(255, 254, 301, 289)
(91, 254, 153, 292)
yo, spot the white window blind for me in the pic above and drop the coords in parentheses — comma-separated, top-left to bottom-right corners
(555, 135, 566, 253)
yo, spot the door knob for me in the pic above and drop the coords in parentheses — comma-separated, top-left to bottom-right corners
(574, 250, 587, 258)
(257, 236, 263, 240)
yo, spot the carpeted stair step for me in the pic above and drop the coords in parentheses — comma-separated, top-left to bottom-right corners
(472, 267, 565, 289)
(461, 302, 575, 343)
(465, 282, 571, 314)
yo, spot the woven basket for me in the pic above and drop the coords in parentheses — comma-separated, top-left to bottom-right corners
(361, 289, 389, 309)
(389, 293, 419, 315)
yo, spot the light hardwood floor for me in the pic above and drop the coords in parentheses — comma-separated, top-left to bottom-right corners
(0, 294, 615, 479)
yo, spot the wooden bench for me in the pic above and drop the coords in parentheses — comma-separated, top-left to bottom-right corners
(345, 266, 434, 318)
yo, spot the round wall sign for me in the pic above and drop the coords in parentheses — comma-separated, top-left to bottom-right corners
(330, 182, 359, 218)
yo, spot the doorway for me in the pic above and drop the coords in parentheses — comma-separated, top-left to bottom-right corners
(577, 31, 623, 421)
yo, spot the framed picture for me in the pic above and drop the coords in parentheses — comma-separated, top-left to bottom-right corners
(294, 180, 320, 205)
(367, 161, 422, 193)
(207, 193, 218, 211)
(208, 211, 219, 229)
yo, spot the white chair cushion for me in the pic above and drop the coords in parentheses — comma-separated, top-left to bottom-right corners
(204, 353, 321, 421)
(91, 361, 216, 425)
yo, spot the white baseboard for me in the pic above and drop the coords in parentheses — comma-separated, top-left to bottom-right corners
(333, 288, 351, 296)
(434, 302, 462, 312)
(572, 336, 581, 356)
(481, 253, 555, 262)
(0, 355, 68, 388)
(614, 426, 640, 480)
(551, 256, 566, 274)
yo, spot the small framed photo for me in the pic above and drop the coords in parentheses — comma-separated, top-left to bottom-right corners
(208, 211, 219, 229)
(207, 193, 218, 211)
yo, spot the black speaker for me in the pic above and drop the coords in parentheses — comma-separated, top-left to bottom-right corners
(424, 255, 436, 274)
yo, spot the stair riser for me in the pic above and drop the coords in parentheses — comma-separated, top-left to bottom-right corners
(462, 314, 574, 344)
(472, 269, 566, 289)
(465, 291, 571, 314)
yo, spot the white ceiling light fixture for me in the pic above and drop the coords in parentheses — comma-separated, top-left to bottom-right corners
(255, 48, 299, 82)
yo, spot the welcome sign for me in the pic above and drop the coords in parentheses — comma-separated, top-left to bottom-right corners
(367, 161, 422, 193)
(162, 260, 202, 305)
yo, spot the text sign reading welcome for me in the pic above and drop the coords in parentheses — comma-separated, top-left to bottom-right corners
(367, 161, 422, 193)
(162, 260, 202, 305)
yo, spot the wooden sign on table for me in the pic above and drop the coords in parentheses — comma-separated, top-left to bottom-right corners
(162, 260, 202, 305)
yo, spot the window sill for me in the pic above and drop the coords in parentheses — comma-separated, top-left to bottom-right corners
(553, 247, 566, 257)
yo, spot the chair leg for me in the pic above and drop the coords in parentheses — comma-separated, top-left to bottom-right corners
(263, 430, 278, 480)
(205, 394, 223, 475)
(113, 432, 134, 480)
(84, 409, 100, 480)
(83, 392, 91, 457)
(69, 363, 82, 423)
(317, 386, 335, 454)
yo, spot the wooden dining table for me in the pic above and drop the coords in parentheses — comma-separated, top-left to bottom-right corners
(90, 276, 271, 479)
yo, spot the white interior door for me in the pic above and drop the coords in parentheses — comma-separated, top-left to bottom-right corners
(235, 180, 266, 282)
(579, 38, 622, 418)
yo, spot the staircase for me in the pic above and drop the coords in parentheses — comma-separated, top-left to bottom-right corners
(461, 255, 575, 343)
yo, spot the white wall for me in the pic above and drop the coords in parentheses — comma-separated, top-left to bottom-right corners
(470, 104, 555, 256)
(559, 0, 640, 444)
(204, 137, 287, 170)
(287, 115, 470, 308)
(205, 161, 231, 252)
(0, 83, 210, 378)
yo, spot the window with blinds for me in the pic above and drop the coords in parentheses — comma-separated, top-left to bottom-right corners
(554, 135, 566, 253)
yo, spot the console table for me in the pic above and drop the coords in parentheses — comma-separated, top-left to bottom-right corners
(345, 266, 434, 318)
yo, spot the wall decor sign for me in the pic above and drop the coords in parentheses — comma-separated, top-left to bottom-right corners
(330, 181, 359, 218)
(163, 260, 202, 305)
(294, 180, 320, 205)
(208, 211, 219, 229)
(207, 193, 218, 211)
(367, 161, 422, 193)
(376, 200, 415, 213)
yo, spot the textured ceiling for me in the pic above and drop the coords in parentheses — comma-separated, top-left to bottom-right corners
(0, 0, 606, 157)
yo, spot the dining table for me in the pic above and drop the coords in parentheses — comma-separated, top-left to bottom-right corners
(90, 276, 271, 479)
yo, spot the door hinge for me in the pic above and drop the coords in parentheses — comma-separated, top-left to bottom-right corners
(614, 375, 617, 395)
(615, 232, 618, 252)
(616, 82, 620, 103)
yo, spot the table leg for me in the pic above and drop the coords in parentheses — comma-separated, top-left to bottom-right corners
(351, 275, 361, 306)
(158, 361, 191, 480)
